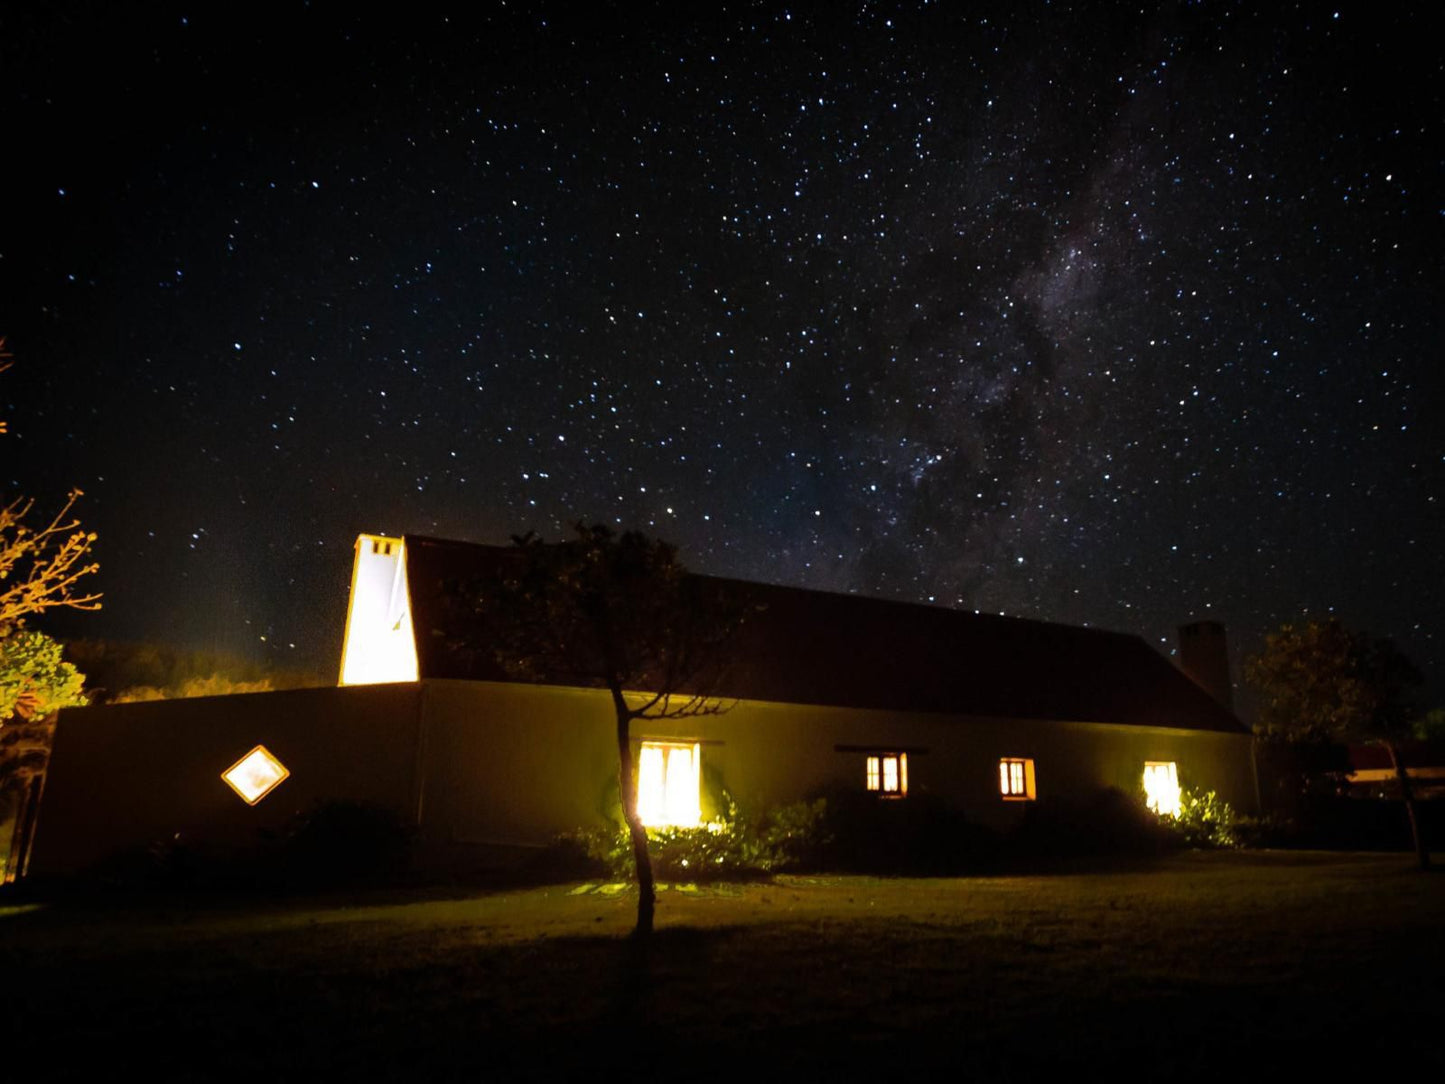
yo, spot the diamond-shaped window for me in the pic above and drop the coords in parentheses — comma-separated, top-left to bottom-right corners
(222, 745, 290, 805)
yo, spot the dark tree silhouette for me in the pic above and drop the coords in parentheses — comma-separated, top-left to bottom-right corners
(468, 523, 744, 936)
(1246, 618, 1429, 869)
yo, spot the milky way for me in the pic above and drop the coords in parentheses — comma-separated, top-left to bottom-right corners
(4, 4, 1440, 703)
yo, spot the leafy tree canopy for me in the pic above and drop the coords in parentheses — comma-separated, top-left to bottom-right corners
(478, 523, 741, 714)
(1245, 618, 1422, 744)
(0, 627, 87, 722)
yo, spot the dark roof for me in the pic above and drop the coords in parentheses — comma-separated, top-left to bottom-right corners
(402, 534, 1248, 735)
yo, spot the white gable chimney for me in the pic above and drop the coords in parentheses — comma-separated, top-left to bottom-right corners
(338, 534, 419, 685)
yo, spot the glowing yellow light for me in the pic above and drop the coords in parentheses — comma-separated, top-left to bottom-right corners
(1000, 757, 1036, 800)
(338, 535, 419, 685)
(222, 745, 290, 805)
(637, 742, 700, 827)
(866, 753, 907, 796)
(1143, 761, 1181, 816)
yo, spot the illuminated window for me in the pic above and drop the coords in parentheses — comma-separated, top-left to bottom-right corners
(636, 742, 701, 827)
(999, 757, 1036, 800)
(1143, 761, 1181, 816)
(222, 745, 290, 806)
(865, 753, 908, 797)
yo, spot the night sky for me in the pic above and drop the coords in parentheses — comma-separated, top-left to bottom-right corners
(4, 3, 1441, 707)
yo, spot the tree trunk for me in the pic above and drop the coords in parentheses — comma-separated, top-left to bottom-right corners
(612, 690, 655, 937)
(1384, 741, 1430, 870)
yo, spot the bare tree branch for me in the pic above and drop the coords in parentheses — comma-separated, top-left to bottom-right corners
(0, 489, 103, 629)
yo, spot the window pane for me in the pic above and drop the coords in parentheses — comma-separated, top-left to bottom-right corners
(663, 744, 701, 826)
(867, 756, 880, 790)
(222, 745, 290, 806)
(899, 753, 908, 795)
(639, 743, 701, 827)
(1143, 761, 1181, 816)
(882, 756, 899, 792)
(637, 745, 667, 825)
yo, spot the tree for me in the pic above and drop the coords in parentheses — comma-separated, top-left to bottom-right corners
(0, 490, 102, 630)
(1246, 618, 1429, 868)
(1, 337, 100, 880)
(0, 627, 87, 722)
(0, 340, 101, 629)
(466, 523, 745, 937)
(1, 628, 87, 881)
(1, 627, 87, 794)
(60, 638, 325, 703)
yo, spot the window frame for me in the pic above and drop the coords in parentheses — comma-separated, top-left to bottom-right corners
(1142, 760, 1181, 816)
(998, 757, 1036, 801)
(221, 744, 290, 806)
(635, 740, 702, 828)
(864, 752, 909, 798)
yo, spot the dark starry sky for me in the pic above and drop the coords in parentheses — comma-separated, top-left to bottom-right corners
(3, 2, 1441, 706)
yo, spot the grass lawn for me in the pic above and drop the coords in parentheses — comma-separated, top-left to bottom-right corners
(3, 851, 1442, 1079)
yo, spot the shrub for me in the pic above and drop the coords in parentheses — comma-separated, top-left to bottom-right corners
(1166, 788, 1240, 849)
(1011, 786, 1173, 859)
(811, 786, 1000, 874)
(564, 794, 830, 882)
(1229, 811, 1298, 848)
(270, 800, 415, 886)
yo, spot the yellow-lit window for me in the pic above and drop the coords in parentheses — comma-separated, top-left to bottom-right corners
(637, 742, 701, 827)
(999, 757, 1036, 800)
(1143, 761, 1181, 816)
(222, 745, 290, 806)
(865, 753, 908, 797)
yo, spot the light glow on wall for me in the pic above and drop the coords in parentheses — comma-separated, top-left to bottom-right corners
(222, 745, 290, 805)
(636, 742, 701, 827)
(339, 535, 419, 685)
(1143, 761, 1181, 816)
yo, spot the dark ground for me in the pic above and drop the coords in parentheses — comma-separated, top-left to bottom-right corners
(2, 851, 1441, 1080)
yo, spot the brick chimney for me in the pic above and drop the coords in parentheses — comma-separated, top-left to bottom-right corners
(1177, 620, 1233, 710)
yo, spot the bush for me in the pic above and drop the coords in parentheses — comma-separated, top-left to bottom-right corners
(270, 800, 415, 886)
(78, 832, 229, 890)
(810, 786, 1000, 874)
(1229, 811, 1299, 848)
(1164, 788, 1239, 848)
(1011, 786, 1173, 859)
(564, 794, 830, 882)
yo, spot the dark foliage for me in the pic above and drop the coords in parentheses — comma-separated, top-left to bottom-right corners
(61, 637, 325, 703)
(1248, 622, 1432, 866)
(1010, 787, 1174, 860)
(1246, 619, 1423, 744)
(269, 801, 415, 886)
(69, 801, 416, 892)
(809, 786, 1002, 874)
